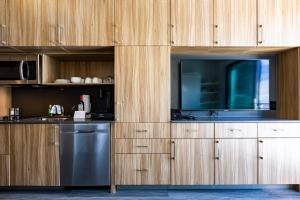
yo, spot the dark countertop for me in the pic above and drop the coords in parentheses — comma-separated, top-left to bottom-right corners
(0, 117, 114, 124)
(171, 117, 300, 123)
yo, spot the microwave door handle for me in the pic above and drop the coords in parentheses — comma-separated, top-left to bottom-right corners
(25, 61, 30, 79)
(19, 60, 25, 80)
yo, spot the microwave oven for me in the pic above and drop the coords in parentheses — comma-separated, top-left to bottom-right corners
(0, 54, 41, 85)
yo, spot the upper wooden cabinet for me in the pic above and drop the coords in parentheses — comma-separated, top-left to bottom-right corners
(214, 0, 257, 46)
(7, 0, 42, 46)
(115, 0, 170, 45)
(0, 0, 7, 46)
(10, 124, 60, 186)
(57, 0, 114, 46)
(171, 0, 213, 46)
(257, 0, 300, 46)
(115, 46, 170, 122)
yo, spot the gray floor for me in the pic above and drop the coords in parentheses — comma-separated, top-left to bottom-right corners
(1, 188, 300, 200)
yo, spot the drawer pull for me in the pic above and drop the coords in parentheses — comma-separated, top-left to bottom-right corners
(136, 145, 148, 148)
(259, 156, 263, 160)
(272, 128, 284, 132)
(228, 129, 242, 132)
(136, 129, 148, 133)
(136, 169, 148, 172)
(186, 129, 198, 132)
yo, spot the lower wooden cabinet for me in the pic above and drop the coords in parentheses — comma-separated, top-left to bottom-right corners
(0, 155, 9, 186)
(215, 139, 258, 184)
(115, 154, 170, 185)
(258, 138, 300, 184)
(171, 139, 214, 185)
(10, 124, 60, 186)
(0, 124, 9, 155)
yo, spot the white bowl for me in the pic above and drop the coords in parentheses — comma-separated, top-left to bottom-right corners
(54, 79, 70, 84)
(70, 77, 82, 84)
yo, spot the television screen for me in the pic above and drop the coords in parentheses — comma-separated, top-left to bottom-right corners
(180, 59, 270, 110)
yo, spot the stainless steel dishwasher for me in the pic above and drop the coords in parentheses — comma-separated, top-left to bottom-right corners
(60, 123, 110, 186)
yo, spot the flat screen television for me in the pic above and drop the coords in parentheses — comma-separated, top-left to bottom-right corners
(180, 59, 270, 111)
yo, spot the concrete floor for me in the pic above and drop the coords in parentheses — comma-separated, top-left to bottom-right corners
(1, 188, 300, 200)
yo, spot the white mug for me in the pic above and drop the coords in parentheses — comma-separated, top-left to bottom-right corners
(85, 77, 92, 84)
(92, 77, 99, 83)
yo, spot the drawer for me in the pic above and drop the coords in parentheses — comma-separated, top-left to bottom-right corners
(114, 123, 170, 138)
(0, 125, 9, 155)
(215, 123, 257, 138)
(115, 139, 170, 154)
(0, 155, 9, 186)
(258, 123, 300, 137)
(115, 154, 170, 185)
(171, 123, 214, 138)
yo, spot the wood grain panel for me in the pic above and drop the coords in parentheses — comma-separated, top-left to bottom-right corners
(215, 139, 258, 184)
(7, 0, 41, 46)
(258, 0, 300, 46)
(171, 0, 213, 46)
(115, 154, 170, 185)
(171, 123, 214, 138)
(258, 123, 300, 138)
(0, 155, 9, 186)
(171, 139, 214, 185)
(10, 124, 60, 186)
(40, 0, 57, 46)
(214, 0, 257, 46)
(58, 0, 114, 46)
(0, 124, 9, 155)
(115, 46, 170, 122)
(0, 0, 7, 46)
(259, 138, 300, 184)
(115, 0, 170, 45)
(277, 48, 300, 119)
(114, 123, 170, 139)
(0, 87, 11, 117)
(215, 123, 257, 138)
(115, 139, 170, 154)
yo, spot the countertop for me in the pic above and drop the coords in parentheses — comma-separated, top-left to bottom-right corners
(171, 117, 300, 123)
(0, 117, 114, 124)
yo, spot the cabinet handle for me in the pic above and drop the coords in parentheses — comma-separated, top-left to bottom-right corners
(272, 128, 284, 132)
(136, 145, 148, 148)
(228, 128, 242, 133)
(171, 140, 176, 160)
(186, 129, 198, 133)
(258, 139, 263, 160)
(136, 169, 148, 172)
(57, 25, 63, 45)
(215, 140, 220, 160)
(258, 25, 263, 44)
(1, 24, 6, 45)
(214, 25, 218, 45)
(136, 129, 148, 133)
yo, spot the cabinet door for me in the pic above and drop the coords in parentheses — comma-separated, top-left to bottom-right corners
(214, 0, 257, 46)
(171, 139, 214, 185)
(0, 124, 9, 155)
(0, 0, 7, 46)
(115, 0, 170, 45)
(58, 0, 114, 46)
(7, 0, 41, 46)
(0, 155, 9, 186)
(10, 124, 60, 186)
(40, 0, 57, 46)
(258, 0, 300, 46)
(115, 46, 170, 122)
(215, 139, 257, 184)
(259, 138, 300, 184)
(115, 154, 170, 185)
(171, 0, 213, 46)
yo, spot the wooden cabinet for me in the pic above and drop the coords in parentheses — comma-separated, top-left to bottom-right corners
(0, 155, 9, 186)
(258, 0, 300, 46)
(0, 0, 7, 46)
(170, 0, 213, 46)
(40, 0, 57, 46)
(115, 46, 170, 122)
(215, 139, 257, 184)
(115, 0, 170, 45)
(10, 124, 60, 186)
(171, 123, 214, 138)
(171, 139, 214, 185)
(0, 124, 9, 155)
(115, 139, 170, 154)
(214, 0, 257, 46)
(215, 123, 257, 138)
(258, 138, 300, 184)
(57, 0, 114, 46)
(7, 0, 42, 46)
(115, 154, 170, 185)
(258, 123, 300, 137)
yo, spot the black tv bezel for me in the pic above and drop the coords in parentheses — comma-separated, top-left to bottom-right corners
(179, 58, 271, 111)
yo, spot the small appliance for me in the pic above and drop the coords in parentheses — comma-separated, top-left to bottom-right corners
(79, 95, 91, 113)
(9, 107, 20, 120)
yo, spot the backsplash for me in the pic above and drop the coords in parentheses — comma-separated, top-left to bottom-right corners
(12, 86, 114, 118)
